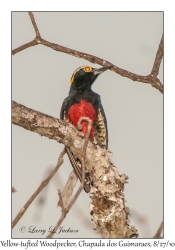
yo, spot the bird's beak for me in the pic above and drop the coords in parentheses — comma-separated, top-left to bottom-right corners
(93, 65, 112, 75)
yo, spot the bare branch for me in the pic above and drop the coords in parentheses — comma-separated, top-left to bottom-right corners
(28, 12, 41, 38)
(12, 40, 38, 55)
(151, 34, 163, 77)
(57, 170, 78, 208)
(57, 189, 64, 208)
(153, 221, 163, 238)
(46, 117, 91, 238)
(12, 101, 137, 238)
(12, 100, 87, 150)
(12, 148, 66, 228)
(53, 171, 92, 229)
(12, 12, 163, 93)
(77, 117, 92, 155)
(65, 117, 92, 211)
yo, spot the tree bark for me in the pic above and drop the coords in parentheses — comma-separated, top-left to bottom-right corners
(12, 100, 138, 238)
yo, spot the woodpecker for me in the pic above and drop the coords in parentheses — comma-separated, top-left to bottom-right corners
(60, 65, 111, 192)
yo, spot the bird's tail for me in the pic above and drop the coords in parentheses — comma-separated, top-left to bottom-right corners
(66, 147, 91, 193)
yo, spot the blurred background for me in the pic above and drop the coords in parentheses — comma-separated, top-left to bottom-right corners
(12, 12, 163, 238)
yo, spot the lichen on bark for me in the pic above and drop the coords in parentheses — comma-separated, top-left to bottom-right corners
(12, 100, 138, 238)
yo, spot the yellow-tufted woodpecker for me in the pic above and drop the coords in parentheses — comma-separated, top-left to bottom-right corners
(60, 65, 111, 192)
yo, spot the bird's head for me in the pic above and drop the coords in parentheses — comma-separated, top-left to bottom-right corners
(70, 65, 112, 91)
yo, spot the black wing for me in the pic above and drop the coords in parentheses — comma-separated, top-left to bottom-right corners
(60, 97, 67, 121)
(94, 102, 108, 150)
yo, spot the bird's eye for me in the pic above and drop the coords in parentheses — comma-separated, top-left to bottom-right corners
(83, 66, 92, 72)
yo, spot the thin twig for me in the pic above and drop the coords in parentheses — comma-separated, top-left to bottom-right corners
(151, 34, 163, 77)
(12, 12, 163, 93)
(57, 189, 64, 208)
(77, 117, 92, 156)
(57, 170, 78, 208)
(53, 171, 92, 229)
(12, 148, 66, 228)
(46, 117, 92, 238)
(153, 221, 163, 238)
(12, 40, 38, 55)
(28, 12, 41, 38)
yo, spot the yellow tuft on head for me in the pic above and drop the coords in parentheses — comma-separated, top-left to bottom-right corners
(70, 66, 93, 85)
(70, 75, 74, 85)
